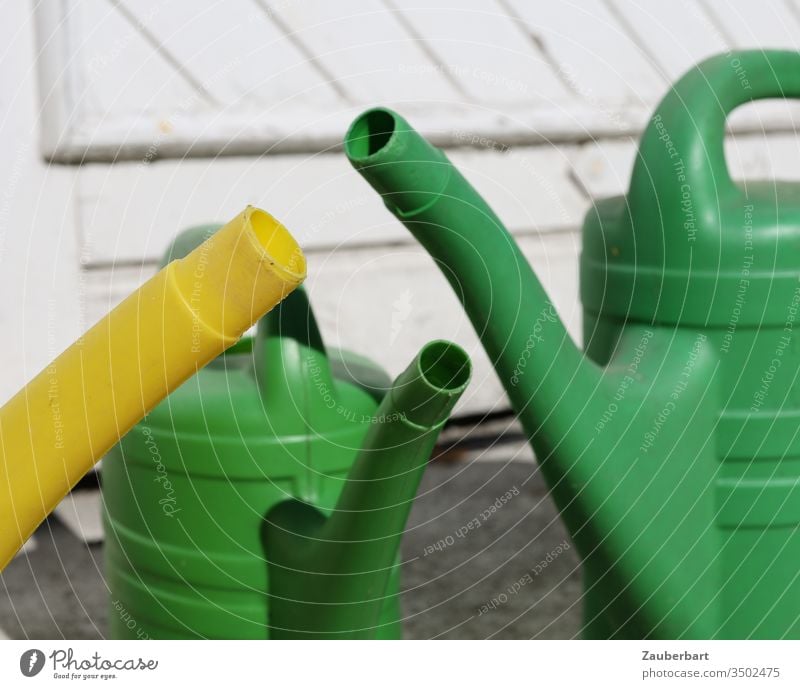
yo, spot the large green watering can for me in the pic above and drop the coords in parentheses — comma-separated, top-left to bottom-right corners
(346, 50, 800, 639)
(103, 226, 472, 639)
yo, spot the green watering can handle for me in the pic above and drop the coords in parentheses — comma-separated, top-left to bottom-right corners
(629, 50, 800, 224)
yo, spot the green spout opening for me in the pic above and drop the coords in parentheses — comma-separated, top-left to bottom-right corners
(345, 107, 450, 215)
(395, 340, 471, 427)
(345, 108, 396, 159)
(419, 340, 471, 391)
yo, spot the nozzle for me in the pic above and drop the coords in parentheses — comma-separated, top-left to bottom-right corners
(345, 108, 451, 216)
(389, 339, 471, 427)
(265, 341, 471, 639)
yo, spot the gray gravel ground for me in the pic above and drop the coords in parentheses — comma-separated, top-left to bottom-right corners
(403, 459, 582, 639)
(0, 459, 582, 640)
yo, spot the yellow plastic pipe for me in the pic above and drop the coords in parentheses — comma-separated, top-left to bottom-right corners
(0, 206, 305, 569)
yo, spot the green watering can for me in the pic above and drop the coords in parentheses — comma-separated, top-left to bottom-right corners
(103, 225, 472, 639)
(346, 50, 800, 639)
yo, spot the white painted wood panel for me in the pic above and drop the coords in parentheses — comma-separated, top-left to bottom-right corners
(263, 0, 464, 104)
(0, 3, 83, 405)
(706, 0, 800, 49)
(69, 1, 200, 126)
(506, 0, 666, 106)
(391, 0, 569, 105)
(725, 133, 800, 181)
(76, 143, 586, 264)
(114, 0, 338, 108)
(37, 0, 800, 164)
(568, 138, 638, 200)
(609, 0, 730, 82)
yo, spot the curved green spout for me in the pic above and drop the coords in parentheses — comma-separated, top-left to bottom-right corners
(346, 109, 602, 459)
(265, 340, 471, 639)
(345, 109, 722, 638)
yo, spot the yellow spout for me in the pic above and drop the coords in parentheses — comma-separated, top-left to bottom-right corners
(0, 206, 305, 569)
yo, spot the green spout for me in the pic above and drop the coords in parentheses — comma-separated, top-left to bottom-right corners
(265, 340, 471, 639)
(346, 108, 603, 457)
(346, 108, 723, 638)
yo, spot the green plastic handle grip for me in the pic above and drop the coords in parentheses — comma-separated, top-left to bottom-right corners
(631, 50, 800, 220)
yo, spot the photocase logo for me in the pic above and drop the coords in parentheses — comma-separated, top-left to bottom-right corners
(20, 649, 45, 677)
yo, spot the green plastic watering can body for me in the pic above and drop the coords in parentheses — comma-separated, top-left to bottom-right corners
(103, 290, 392, 638)
(104, 227, 472, 640)
(582, 50, 800, 639)
(345, 50, 800, 639)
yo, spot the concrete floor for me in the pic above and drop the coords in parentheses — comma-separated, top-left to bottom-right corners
(0, 459, 582, 639)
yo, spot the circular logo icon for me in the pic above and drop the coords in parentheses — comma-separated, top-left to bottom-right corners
(20, 649, 45, 677)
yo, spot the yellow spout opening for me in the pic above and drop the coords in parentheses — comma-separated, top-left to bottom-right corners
(171, 206, 306, 341)
(247, 207, 306, 283)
